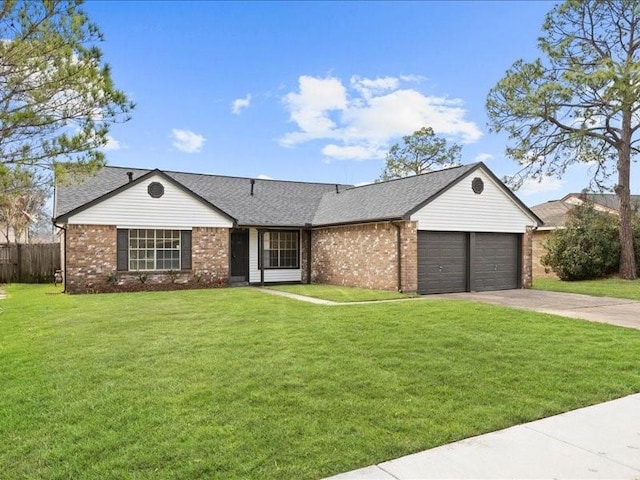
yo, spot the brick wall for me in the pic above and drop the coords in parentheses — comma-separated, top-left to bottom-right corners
(311, 221, 417, 292)
(64, 225, 229, 293)
(300, 230, 310, 284)
(65, 224, 117, 293)
(192, 227, 229, 283)
(532, 230, 557, 279)
(521, 227, 534, 288)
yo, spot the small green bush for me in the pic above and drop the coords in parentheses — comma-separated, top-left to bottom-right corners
(542, 202, 620, 280)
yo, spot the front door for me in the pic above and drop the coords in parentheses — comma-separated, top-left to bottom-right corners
(230, 230, 249, 283)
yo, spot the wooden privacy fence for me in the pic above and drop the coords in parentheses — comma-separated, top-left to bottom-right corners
(0, 243, 60, 283)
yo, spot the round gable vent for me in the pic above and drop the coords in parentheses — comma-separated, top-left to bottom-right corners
(148, 182, 165, 198)
(471, 177, 484, 194)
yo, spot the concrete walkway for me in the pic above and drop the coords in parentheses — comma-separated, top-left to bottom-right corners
(255, 287, 425, 306)
(432, 289, 640, 330)
(254, 287, 338, 305)
(258, 287, 640, 330)
(326, 393, 640, 479)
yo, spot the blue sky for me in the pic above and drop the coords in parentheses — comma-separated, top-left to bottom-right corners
(82, 0, 637, 207)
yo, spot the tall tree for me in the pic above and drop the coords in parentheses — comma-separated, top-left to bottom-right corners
(378, 127, 462, 181)
(487, 0, 640, 279)
(0, 0, 134, 184)
(0, 166, 47, 243)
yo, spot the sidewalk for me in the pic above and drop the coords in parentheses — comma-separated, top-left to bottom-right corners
(325, 393, 640, 479)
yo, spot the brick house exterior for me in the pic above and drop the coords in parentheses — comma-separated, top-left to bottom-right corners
(63, 225, 230, 293)
(54, 163, 540, 294)
(311, 221, 418, 292)
(532, 229, 554, 279)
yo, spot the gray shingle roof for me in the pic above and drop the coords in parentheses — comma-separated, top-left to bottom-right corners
(54, 162, 514, 228)
(531, 193, 640, 229)
(54, 166, 351, 227)
(531, 201, 572, 229)
(563, 193, 640, 211)
(167, 171, 349, 227)
(55, 166, 151, 221)
(312, 163, 478, 225)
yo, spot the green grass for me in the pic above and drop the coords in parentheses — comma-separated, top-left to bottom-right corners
(534, 277, 640, 300)
(2, 284, 640, 479)
(267, 284, 410, 302)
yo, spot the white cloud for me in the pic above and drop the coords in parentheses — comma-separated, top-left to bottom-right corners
(518, 176, 565, 196)
(257, 174, 273, 180)
(281, 75, 347, 146)
(474, 153, 494, 163)
(279, 74, 482, 161)
(231, 94, 252, 114)
(171, 129, 205, 153)
(350, 75, 400, 98)
(321, 144, 386, 161)
(399, 74, 425, 83)
(102, 135, 121, 151)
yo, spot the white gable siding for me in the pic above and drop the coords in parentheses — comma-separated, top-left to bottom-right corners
(410, 169, 536, 233)
(66, 174, 233, 228)
(248, 228, 302, 283)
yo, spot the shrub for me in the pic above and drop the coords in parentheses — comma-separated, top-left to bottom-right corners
(542, 202, 620, 280)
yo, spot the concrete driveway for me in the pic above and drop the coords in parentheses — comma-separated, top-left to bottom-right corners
(431, 289, 640, 330)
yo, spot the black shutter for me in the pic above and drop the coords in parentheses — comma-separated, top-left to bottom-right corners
(117, 229, 128, 271)
(181, 230, 192, 270)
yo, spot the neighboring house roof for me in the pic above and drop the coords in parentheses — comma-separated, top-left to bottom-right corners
(531, 193, 640, 230)
(54, 162, 540, 228)
(562, 193, 640, 212)
(531, 201, 573, 229)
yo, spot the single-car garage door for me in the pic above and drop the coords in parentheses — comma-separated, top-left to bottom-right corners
(418, 231, 468, 294)
(474, 233, 519, 292)
(418, 231, 520, 294)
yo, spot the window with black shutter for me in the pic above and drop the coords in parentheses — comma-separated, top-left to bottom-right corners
(117, 229, 128, 271)
(181, 230, 192, 270)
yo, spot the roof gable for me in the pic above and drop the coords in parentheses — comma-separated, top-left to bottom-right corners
(55, 168, 234, 224)
(410, 166, 542, 232)
(55, 166, 349, 227)
(312, 164, 479, 226)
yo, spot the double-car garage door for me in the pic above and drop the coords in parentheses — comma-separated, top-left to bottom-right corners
(417, 231, 520, 294)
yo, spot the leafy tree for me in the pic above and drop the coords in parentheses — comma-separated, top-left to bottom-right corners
(0, 166, 47, 243)
(542, 201, 620, 281)
(487, 0, 640, 280)
(378, 127, 462, 181)
(0, 0, 134, 184)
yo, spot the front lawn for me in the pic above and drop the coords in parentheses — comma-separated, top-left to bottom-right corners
(534, 277, 640, 300)
(2, 284, 640, 479)
(267, 283, 410, 302)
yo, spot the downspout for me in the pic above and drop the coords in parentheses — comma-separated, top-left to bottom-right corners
(53, 222, 67, 293)
(392, 221, 403, 292)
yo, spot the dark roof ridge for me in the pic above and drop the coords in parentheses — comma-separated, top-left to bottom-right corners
(340, 162, 479, 193)
(103, 164, 353, 188)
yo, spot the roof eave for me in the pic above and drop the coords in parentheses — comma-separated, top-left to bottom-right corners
(56, 169, 237, 224)
(311, 216, 405, 229)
